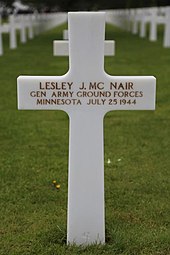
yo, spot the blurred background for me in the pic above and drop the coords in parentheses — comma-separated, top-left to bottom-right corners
(0, 0, 170, 17)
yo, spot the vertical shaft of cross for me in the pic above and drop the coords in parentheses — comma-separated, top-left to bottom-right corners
(9, 15, 17, 49)
(67, 111, 105, 245)
(68, 12, 105, 77)
(66, 12, 106, 245)
(163, 7, 170, 47)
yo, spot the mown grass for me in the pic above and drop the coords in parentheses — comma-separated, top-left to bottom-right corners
(0, 23, 170, 255)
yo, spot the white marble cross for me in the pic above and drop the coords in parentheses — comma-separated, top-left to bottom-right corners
(17, 12, 156, 245)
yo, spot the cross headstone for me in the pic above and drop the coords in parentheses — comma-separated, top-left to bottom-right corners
(20, 15, 27, 44)
(17, 12, 156, 245)
(140, 10, 147, 38)
(163, 7, 170, 47)
(0, 15, 3, 56)
(27, 15, 34, 39)
(149, 7, 157, 42)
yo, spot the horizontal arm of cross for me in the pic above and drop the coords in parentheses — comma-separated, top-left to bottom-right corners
(17, 75, 156, 114)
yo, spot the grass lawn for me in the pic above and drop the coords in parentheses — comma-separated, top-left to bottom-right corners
(0, 23, 170, 255)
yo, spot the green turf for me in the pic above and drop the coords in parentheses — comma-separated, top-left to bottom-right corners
(0, 23, 170, 255)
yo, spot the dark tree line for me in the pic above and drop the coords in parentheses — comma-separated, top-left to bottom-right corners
(2, 0, 170, 11)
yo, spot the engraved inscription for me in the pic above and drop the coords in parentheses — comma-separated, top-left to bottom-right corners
(28, 80, 144, 107)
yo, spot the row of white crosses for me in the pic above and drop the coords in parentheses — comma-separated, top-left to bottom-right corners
(0, 12, 67, 56)
(106, 6, 170, 48)
(17, 12, 156, 245)
(106, 9, 131, 31)
(131, 7, 170, 47)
